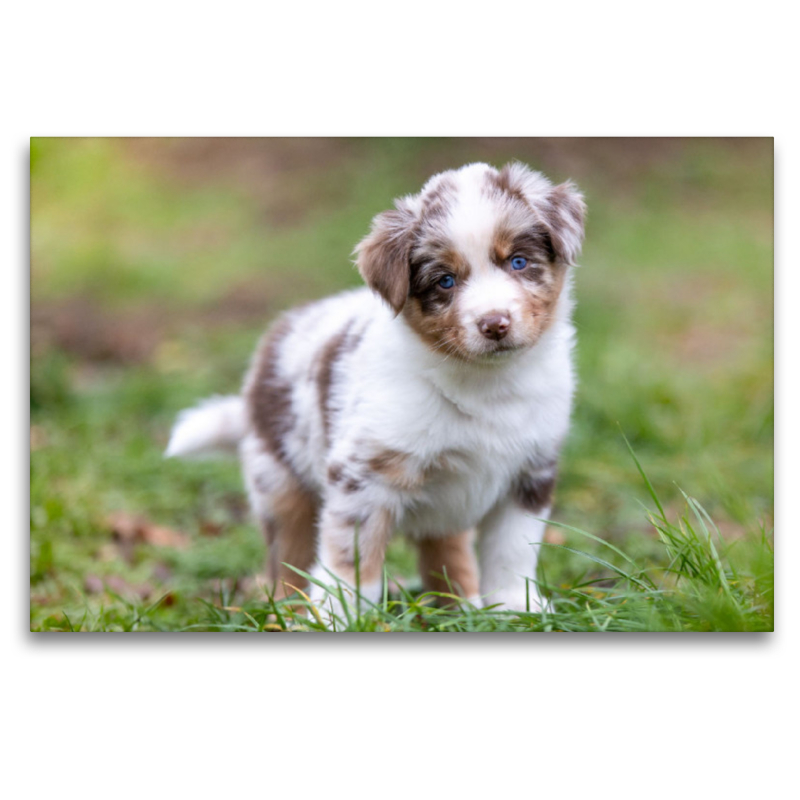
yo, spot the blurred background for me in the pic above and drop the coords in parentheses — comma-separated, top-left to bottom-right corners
(29, 137, 773, 630)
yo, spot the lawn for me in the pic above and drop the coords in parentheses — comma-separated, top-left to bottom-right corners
(29, 137, 774, 632)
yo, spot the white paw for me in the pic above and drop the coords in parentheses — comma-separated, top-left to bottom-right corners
(483, 586, 545, 613)
(307, 569, 381, 630)
(307, 581, 349, 630)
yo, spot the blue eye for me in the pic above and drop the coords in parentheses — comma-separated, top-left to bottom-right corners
(438, 275, 455, 289)
(511, 256, 528, 270)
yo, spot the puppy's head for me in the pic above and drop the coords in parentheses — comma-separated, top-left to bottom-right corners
(355, 162, 585, 361)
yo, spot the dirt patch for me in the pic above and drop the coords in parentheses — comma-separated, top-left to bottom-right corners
(125, 137, 355, 183)
(30, 278, 294, 365)
(31, 297, 167, 364)
(481, 137, 687, 186)
(122, 137, 771, 217)
(665, 322, 751, 366)
(124, 137, 359, 225)
(416, 138, 699, 186)
(84, 573, 155, 600)
(107, 510, 191, 549)
(640, 273, 769, 368)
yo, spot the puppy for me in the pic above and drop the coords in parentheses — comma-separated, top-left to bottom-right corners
(166, 162, 585, 619)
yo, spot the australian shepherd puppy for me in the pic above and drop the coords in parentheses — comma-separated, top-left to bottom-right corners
(166, 161, 585, 620)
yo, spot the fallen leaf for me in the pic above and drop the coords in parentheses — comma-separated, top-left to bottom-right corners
(140, 524, 190, 549)
(200, 520, 224, 537)
(106, 511, 190, 549)
(108, 511, 143, 543)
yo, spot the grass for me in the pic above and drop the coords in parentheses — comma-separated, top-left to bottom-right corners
(229, 489, 773, 633)
(33, 475, 774, 632)
(30, 137, 774, 632)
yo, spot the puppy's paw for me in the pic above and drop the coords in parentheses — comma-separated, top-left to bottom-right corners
(307, 570, 382, 630)
(308, 592, 349, 630)
(484, 587, 546, 614)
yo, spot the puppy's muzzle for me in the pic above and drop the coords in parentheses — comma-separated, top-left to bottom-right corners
(477, 313, 511, 341)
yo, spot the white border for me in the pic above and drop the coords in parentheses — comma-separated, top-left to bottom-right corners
(6, 3, 794, 798)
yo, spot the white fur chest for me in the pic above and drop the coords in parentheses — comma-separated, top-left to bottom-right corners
(409, 375, 570, 534)
(337, 314, 575, 536)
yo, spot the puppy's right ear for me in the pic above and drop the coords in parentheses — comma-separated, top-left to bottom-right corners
(354, 202, 416, 314)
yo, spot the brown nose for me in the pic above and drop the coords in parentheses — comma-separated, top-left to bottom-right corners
(477, 313, 511, 341)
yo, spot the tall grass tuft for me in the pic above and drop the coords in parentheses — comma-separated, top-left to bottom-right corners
(173, 447, 773, 633)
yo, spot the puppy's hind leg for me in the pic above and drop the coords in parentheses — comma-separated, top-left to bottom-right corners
(416, 530, 481, 607)
(240, 434, 319, 600)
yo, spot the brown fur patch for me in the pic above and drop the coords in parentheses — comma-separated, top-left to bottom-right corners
(409, 244, 472, 292)
(420, 175, 457, 221)
(403, 295, 465, 357)
(355, 204, 417, 313)
(403, 246, 472, 357)
(417, 530, 479, 600)
(429, 449, 467, 473)
(541, 182, 586, 265)
(519, 262, 568, 337)
(491, 226, 516, 265)
(328, 462, 365, 494)
(362, 447, 467, 492)
(366, 448, 425, 491)
(245, 314, 296, 466)
(340, 511, 369, 527)
(316, 321, 362, 445)
(492, 226, 556, 268)
(321, 507, 394, 585)
(261, 480, 319, 599)
(343, 477, 363, 493)
(550, 182, 585, 226)
(514, 468, 557, 513)
(327, 462, 344, 484)
(485, 165, 529, 208)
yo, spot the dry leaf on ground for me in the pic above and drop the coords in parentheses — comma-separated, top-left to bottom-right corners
(107, 511, 190, 549)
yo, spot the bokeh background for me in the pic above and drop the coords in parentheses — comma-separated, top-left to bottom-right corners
(30, 137, 773, 630)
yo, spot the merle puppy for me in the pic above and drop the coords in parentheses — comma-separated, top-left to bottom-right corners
(167, 161, 586, 620)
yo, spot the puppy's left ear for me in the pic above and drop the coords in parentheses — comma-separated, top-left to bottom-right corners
(355, 201, 416, 314)
(542, 182, 586, 266)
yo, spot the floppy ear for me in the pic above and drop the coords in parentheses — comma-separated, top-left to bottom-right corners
(354, 202, 416, 314)
(542, 182, 586, 266)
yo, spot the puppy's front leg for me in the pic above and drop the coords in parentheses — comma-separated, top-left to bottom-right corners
(309, 503, 393, 627)
(478, 468, 555, 612)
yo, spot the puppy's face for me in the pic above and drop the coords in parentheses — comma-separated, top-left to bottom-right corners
(356, 162, 586, 361)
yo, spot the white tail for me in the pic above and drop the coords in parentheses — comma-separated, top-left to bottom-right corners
(165, 395, 247, 459)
